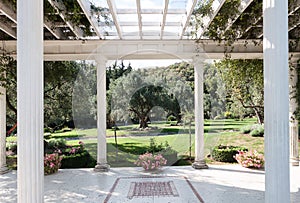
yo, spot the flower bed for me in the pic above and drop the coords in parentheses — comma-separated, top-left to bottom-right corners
(234, 150, 264, 169)
(135, 152, 167, 171)
(44, 153, 62, 175)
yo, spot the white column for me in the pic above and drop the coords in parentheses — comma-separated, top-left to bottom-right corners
(192, 56, 208, 169)
(17, 0, 44, 202)
(263, 0, 290, 202)
(0, 87, 9, 174)
(289, 60, 299, 166)
(94, 56, 110, 172)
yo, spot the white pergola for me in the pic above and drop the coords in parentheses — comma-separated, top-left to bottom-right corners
(0, 0, 298, 202)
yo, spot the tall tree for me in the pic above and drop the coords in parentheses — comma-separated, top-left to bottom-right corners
(110, 68, 193, 128)
(215, 59, 264, 123)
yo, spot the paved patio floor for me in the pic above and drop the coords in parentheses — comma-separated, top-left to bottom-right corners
(0, 164, 299, 203)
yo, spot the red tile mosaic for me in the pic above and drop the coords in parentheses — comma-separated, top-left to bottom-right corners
(127, 181, 179, 199)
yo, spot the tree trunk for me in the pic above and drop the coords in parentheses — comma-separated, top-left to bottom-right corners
(253, 107, 264, 124)
(139, 117, 148, 128)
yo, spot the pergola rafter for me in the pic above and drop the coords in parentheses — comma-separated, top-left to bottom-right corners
(196, 0, 226, 38)
(107, 0, 123, 39)
(77, 0, 103, 39)
(160, 0, 169, 39)
(47, 0, 84, 39)
(223, 0, 254, 33)
(180, 0, 197, 39)
(136, 0, 143, 39)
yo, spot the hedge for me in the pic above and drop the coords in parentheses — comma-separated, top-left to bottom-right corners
(60, 150, 96, 168)
(211, 145, 248, 163)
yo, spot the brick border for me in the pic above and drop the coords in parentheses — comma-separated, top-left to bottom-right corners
(104, 175, 205, 203)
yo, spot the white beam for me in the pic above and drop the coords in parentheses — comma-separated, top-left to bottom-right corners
(0, 1, 17, 23)
(17, 0, 44, 202)
(44, 17, 65, 39)
(48, 0, 84, 38)
(0, 39, 269, 60)
(160, 0, 169, 39)
(77, 0, 103, 39)
(0, 21, 16, 38)
(180, 0, 197, 39)
(107, 0, 123, 39)
(136, 0, 142, 39)
(263, 0, 290, 202)
(116, 8, 186, 14)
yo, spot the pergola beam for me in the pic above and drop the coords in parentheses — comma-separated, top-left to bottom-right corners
(107, 0, 123, 39)
(77, 0, 103, 39)
(136, 0, 142, 39)
(197, 0, 225, 38)
(0, 1, 65, 39)
(44, 17, 65, 39)
(224, 0, 254, 33)
(0, 39, 270, 61)
(0, 1, 16, 23)
(160, 0, 169, 39)
(0, 21, 16, 38)
(47, 0, 84, 39)
(180, 0, 197, 39)
(116, 8, 186, 14)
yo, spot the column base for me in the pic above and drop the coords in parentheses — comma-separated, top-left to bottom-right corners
(291, 158, 299, 166)
(192, 160, 209, 169)
(0, 165, 10, 175)
(94, 163, 110, 172)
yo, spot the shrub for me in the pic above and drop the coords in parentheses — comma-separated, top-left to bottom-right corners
(167, 115, 176, 121)
(224, 111, 233, 119)
(234, 150, 264, 169)
(250, 125, 264, 137)
(47, 138, 67, 149)
(6, 142, 17, 154)
(44, 153, 62, 175)
(241, 126, 251, 134)
(135, 152, 167, 170)
(60, 150, 96, 168)
(211, 145, 248, 163)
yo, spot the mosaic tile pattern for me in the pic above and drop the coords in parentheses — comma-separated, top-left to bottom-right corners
(127, 181, 179, 199)
(104, 176, 205, 203)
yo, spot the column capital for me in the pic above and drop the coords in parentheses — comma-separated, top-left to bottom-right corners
(192, 54, 206, 66)
(94, 55, 107, 64)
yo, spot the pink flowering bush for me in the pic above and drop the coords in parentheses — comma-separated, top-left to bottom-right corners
(135, 152, 167, 171)
(234, 150, 264, 169)
(66, 141, 85, 155)
(44, 153, 62, 175)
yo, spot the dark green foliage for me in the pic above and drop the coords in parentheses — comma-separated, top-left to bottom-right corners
(60, 150, 96, 168)
(47, 138, 67, 150)
(249, 125, 264, 137)
(212, 145, 248, 163)
(240, 126, 251, 134)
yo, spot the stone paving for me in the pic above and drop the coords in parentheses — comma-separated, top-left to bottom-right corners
(0, 164, 299, 203)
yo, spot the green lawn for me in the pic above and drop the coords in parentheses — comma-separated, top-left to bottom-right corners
(7, 118, 299, 168)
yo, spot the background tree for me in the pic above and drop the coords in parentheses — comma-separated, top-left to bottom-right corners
(0, 54, 83, 131)
(215, 59, 264, 123)
(110, 67, 194, 128)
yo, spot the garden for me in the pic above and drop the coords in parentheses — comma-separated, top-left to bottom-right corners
(5, 118, 276, 174)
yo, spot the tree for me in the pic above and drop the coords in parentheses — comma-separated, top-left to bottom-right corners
(0, 54, 82, 130)
(44, 61, 80, 130)
(215, 59, 264, 123)
(110, 68, 193, 128)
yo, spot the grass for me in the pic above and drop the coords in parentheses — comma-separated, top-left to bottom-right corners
(8, 118, 299, 168)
